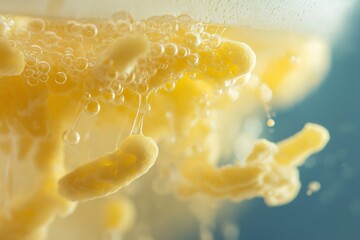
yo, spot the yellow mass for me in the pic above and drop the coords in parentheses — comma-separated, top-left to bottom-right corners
(0, 10, 330, 240)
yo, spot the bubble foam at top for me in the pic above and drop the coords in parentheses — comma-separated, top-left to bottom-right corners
(0, 0, 356, 38)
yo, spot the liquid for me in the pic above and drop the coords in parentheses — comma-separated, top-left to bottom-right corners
(0, 11, 330, 240)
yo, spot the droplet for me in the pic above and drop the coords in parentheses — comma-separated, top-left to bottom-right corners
(62, 129, 80, 145)
(36, 61, 51, 74)
(55, 72, 67, 85)
(101, 88, 115, 102)
(85, 99, 101, 115)
(82, 24, 98, 38)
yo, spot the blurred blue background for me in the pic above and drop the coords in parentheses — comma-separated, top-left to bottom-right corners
(221, 1, 360, 240)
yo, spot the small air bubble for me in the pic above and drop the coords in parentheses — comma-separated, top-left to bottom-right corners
(102, 21, 118, 35)
(114, 94, 125, 105)
(82, 24, 98, 38)
(55, 72, 67, 85)
(209, 34, 222, 48)
(74, 57, 88, 72)
(164, 43, 178, 56)
(39, 74, 49, 82)
(164, 81, 176, 92)
(185, 32, 201, 47)
(84, 99, 101, 116)
(101, 88, 115, 103)
(27, 18, 45, 34)
(140, 103, 151, 114)
(36, 61, 51, 74)
(62, 129, 80, 145)
(187, 53, 200, 66)
(26, 77, 39, 86)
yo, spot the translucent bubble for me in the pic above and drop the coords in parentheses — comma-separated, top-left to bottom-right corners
(151, 43, 164, 56)
(164, 81, 176, 92)
(161, 22, 173, 33)
(111, 81, 123, 94)
(187, 53, 200, 66)
(26, 77, 39, 86)
(101, 88, 115, 103)
(114, 94, 125, 105)
(39, 74, 49, 83)
(74, 57, 88, 72)
(209, 34, 222, 48)
(65, 21, 82, 35)
(112, 11, 135, 22)
(62, 129, 80, 145)
(185, 32, 202, 47)
(102, 21, 118, 35)
(133, 21, 147, 32)
(29, 45, 43, 55)
(116, 20, 132, 32)
(82, 24, 98, 38)
(85, 99, 101, 115)
(62, 55, 74, 67)
(83, 92, 92, 100)
(25, 55, 37, 67)
(27, 18, 45, 34)
(23, 68, 34, 77)
(55, 72, 67, 85)
(177, 14, 193, 23)
(140, 103, 151, 114)
(177, 47, 189, 58)
(44, 31, 61, 47)
(118, 73, 128, 83)
(164, 43, 178, 56)
(36, 61, 51, 74)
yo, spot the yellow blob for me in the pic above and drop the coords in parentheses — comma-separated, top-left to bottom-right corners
(58, 135, 159, 201)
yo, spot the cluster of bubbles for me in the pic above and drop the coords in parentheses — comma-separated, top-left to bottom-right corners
(3, 11, 258, 145)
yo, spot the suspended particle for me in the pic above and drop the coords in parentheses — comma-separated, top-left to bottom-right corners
(55, 72, 67, 85)
(62, 129, 80, 145)
(267, 118, 275, 127)
(307, 181, 321, 196)
(140, 103, 151, 114)
(84, 99, 101, 115)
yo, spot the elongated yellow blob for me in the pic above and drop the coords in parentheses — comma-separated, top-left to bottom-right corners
(58, 135, 159, 201)
(0, 39, 25, 77)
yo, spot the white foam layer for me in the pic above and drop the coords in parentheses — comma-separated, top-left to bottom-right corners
(0, 0, 356, 37)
